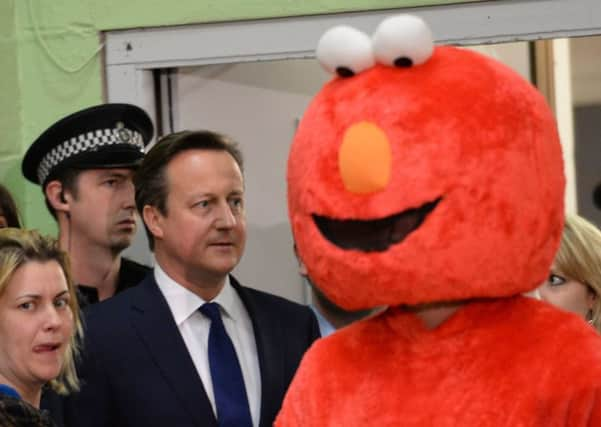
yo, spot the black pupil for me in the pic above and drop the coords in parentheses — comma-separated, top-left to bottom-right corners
(394, 57, 413, 67)
(335, 66, 355, 78)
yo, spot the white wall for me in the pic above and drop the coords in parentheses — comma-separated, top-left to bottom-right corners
(571, 36, 601, 106)
(571, 35, 601, 227)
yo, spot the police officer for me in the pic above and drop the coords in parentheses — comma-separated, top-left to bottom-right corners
(22, 103, 154, 306)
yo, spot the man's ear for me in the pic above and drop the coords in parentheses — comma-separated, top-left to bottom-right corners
(45, 180, 70, 214)
(293, 243, 309, 276)
(298, 259, 308, 276)
(142, 205, 165, 240)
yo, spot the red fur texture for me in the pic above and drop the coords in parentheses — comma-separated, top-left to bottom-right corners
(278, 41, 601, 426)
(278, 297, 601, 425)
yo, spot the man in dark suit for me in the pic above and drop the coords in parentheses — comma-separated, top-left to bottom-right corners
(65, 130, 320, 427)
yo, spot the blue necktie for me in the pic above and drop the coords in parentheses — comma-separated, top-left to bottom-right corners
(199, 302, 253, 427)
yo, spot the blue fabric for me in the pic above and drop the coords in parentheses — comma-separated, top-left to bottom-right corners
(199, 302, 252, 427)
(310, 305, 336, 337)
(0, 384, 20, 399)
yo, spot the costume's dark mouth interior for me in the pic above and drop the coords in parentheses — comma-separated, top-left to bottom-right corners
(313, 198, 441, 252)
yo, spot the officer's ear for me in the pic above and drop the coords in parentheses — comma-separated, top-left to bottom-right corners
(142, 204, 165, 240)
(45, 180, 71, 214)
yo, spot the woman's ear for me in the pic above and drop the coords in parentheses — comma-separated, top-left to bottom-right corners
(588, 288, 597, 308)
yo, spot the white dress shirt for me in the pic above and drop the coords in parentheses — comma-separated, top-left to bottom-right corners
(155, 264, 261, 427)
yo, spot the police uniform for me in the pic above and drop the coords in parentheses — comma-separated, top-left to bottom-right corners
(77, 257, 151, 308)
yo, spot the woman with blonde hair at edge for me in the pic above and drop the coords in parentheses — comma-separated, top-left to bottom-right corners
(539, 214, 601, 332)
(0, 228, 81, 426)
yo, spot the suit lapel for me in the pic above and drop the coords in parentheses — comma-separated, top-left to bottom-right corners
(231, 277, 285, 427)
(129, 276, 217, 427)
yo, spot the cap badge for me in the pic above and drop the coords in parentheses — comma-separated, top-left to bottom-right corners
(116, 121, 132, 143)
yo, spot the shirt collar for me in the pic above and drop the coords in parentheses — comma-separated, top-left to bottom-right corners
(310, 305, 335, 337)
(154, 263, 238, 325)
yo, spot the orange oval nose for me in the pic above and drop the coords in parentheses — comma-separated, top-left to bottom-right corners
(338, 121, 392, 194)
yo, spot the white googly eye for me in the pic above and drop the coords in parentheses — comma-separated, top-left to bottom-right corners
(316, 26, 375, 78)
(372, 15, 434, 68)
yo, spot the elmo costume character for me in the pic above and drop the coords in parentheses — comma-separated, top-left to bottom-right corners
(276, 15, 601, 426)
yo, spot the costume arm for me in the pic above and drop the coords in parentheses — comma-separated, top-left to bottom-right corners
(277, 339, 329, 427)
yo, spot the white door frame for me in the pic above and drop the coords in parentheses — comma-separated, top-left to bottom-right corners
(104, 0, 601, 132)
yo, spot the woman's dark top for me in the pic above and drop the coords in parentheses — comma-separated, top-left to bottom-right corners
(0, 385, 56, 427)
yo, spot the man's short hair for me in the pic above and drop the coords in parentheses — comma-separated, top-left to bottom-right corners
(134, 130, 244, 251)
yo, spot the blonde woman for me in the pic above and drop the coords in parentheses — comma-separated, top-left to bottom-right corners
(0, 228, 81, 426)
(539, 214, 601, 332)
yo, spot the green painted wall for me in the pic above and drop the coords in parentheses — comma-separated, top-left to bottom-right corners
(88, 0, 480, 30)
(0, 0, 26, 228)
(2, 0, 480, 234)
(13, 2, 103, 234)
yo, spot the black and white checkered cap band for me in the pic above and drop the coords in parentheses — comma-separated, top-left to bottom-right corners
(37, 127, 145, 184)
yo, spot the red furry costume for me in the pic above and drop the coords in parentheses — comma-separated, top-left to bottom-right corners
(276, 15, 601, 426)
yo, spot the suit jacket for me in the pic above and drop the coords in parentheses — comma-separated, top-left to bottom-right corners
(41, 257, 151, 427)
(65, 274, 320, 427)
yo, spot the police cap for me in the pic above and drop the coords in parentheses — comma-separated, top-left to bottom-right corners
(22, 103, 154, 186)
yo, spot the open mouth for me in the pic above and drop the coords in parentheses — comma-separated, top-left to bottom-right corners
(33, 343, 61, 353)
(313, 198, 441, 252)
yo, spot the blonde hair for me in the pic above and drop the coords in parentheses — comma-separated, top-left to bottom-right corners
(0, 228, 81, 394)
(554, 214, 601, 332)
